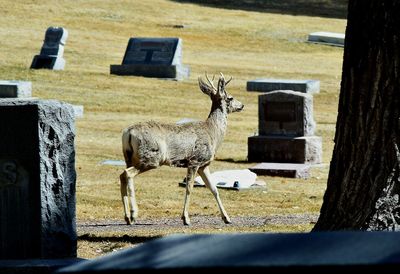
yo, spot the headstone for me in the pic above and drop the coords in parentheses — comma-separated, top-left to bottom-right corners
(248, 90, 322, 178)
(247, 79, 320, 94)
(0, 99, 76, 259)
(258, 91, 315, 136)
(57, 232, 400, 273)
(0, 80, 32, 98)
(307, 31, 345, 47)
(110, 37, 190, 80)
(31, 27, 68, 70)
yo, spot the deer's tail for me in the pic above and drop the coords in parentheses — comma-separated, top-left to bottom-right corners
(122, 128, 134, 167)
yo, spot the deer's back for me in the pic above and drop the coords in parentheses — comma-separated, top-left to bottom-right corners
(123, 121, 214, 169)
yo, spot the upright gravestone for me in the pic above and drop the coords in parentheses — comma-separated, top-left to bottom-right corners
(31, 27, 68, 70)
(110, 37, 190, 80)
(248, 90, 322, 178)
(0, 80, 32, 98)
(0, 99, 76, 259)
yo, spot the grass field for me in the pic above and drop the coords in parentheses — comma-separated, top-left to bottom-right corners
(0, 0, 347, 258)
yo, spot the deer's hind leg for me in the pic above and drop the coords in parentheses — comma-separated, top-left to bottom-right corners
(198, 166, 231, 224)
(120, 167, 140, 225)
(181, 166, 199, 225)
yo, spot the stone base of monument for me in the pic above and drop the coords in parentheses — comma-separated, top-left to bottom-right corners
(30, 55, 66, 70)
(249, 162, 311, 178)
(307, 31, 345, 47)
(110, 64, 190, 80)
(247, 79, 320, 94)
(0, 258, 85, 274)
(248, 135, 322, 164)
(0, 80, 32, 98)
(57, 232, 400, 273)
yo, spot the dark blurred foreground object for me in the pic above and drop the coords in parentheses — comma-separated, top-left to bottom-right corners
(57, 232, 400, 273)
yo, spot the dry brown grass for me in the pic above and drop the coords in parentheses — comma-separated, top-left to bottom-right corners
(0, 0, 347, 258)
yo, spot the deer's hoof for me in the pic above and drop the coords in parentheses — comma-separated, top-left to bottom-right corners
(182, 215, 191, 226)
(125, 216, 132, 225)
(223, 216, 232, 224)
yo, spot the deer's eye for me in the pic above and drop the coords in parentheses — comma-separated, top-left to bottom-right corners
(227, 97, 233, 101)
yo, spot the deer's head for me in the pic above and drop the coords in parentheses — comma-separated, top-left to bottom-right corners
(198, 73, 244, 114)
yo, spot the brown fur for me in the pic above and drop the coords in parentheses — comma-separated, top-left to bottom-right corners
(120, 74, 244, 225)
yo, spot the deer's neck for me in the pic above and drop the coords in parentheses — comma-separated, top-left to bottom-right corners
(206, 102, 228, 153)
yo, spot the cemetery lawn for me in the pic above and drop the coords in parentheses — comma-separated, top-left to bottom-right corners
(0, 0, 346, 258)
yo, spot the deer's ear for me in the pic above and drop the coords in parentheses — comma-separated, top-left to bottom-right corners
(198, 77, 215, 97)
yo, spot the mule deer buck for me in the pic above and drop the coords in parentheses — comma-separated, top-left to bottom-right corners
(120, 73, 244, 225)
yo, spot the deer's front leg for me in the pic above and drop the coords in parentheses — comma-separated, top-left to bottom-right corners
(198, 166, 231, 224)
(120, 167, 139, 225)
(181, 166, 199, 225)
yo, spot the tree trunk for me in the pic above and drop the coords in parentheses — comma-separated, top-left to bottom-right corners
(313, 0, 400, 231)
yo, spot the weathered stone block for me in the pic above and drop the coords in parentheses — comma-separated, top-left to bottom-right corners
(110, 37, 190, 80)
(258, 90, 315, 137)
(248, 135, 322, 164)
(247, 79, 320, 94)
(0, 99, 76, 259)
(0, 80, 32, 98)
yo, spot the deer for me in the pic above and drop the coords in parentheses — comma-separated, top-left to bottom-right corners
(119, 73, 244, 225)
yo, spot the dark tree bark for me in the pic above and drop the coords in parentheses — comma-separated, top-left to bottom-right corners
(313, 0, 400, 231)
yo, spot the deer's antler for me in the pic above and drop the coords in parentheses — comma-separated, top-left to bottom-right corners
(205, 73, 217, 91)
(225, 76, 232, 85)
(217, 72, 228, 94)
(199, 73, 218, 96)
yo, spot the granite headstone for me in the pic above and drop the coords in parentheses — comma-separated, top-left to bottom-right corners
(31, 27, 68, 70)
(0, 99, 76, 259)
(110, 37, 190, 80)
(248, 90, 322, 178)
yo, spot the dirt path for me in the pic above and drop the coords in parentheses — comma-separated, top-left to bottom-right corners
(77, 214, 319, 258)
(77, 214, 319, 235)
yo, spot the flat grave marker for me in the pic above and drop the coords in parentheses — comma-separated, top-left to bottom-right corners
(307, 31, 345, 47)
